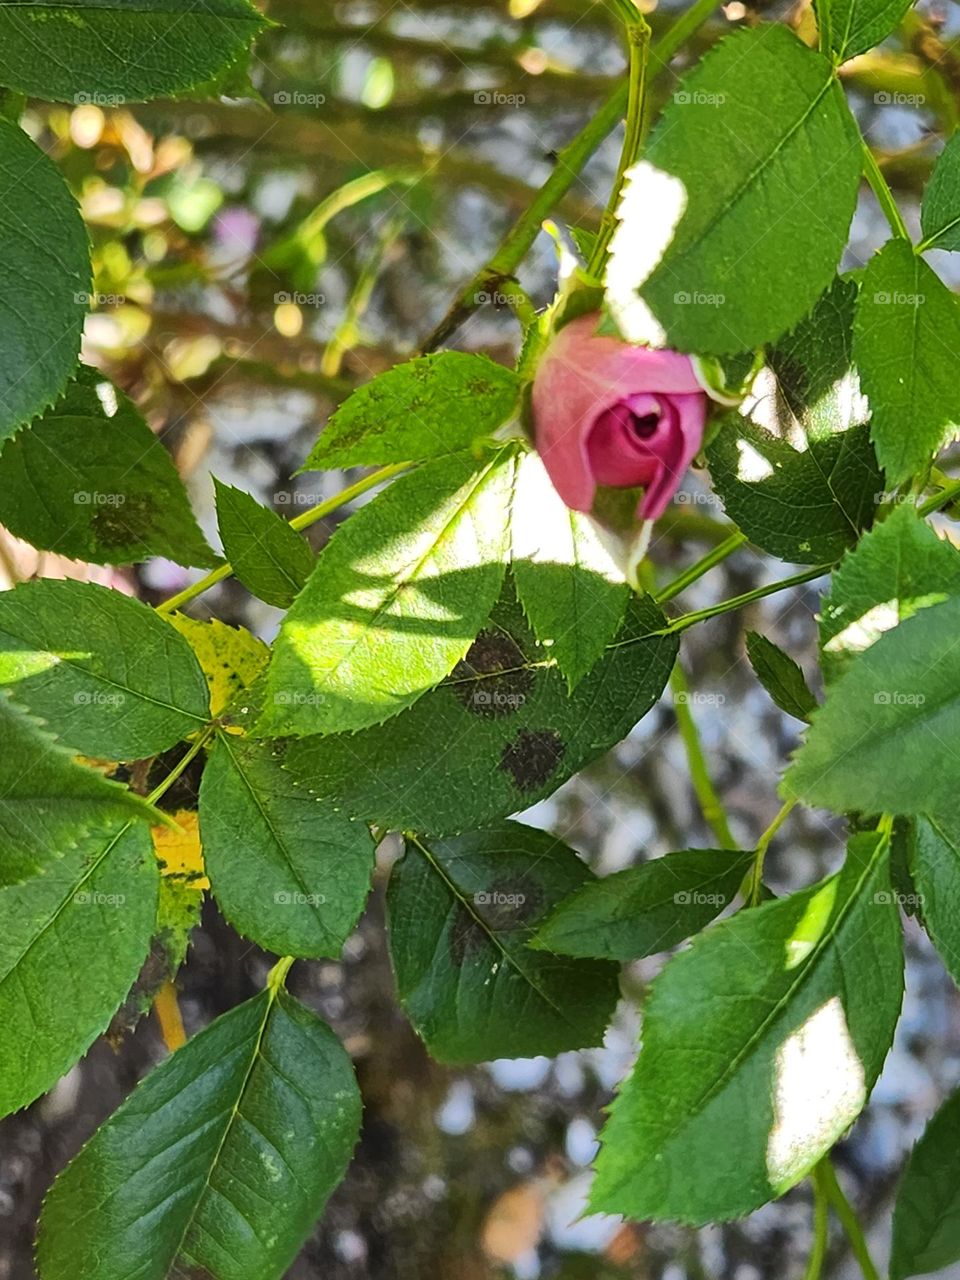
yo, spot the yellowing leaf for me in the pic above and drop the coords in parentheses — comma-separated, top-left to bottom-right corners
(153, 811, 208, 890)
(167, 615, 268, 719)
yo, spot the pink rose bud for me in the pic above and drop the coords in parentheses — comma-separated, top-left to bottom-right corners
(532, 313, 708, 522)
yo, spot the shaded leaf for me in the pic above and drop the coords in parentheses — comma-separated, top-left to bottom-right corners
(0, 369, 219, 567)
(0, 692, 158, 887)
(37, 985, 361, 1280)
(921, 129, 960, 252)
(283, 584, 678, 836)
(0, 0, 269, 103)
(0, 579, 209, 759)
(0, 821, 157, 1116)
(787, 595, 960, 818)
(909, 815, 960, 985)
(591, 832, 903, 1223)
(200, 734, 374, 958)
(746, 632, 817, 722)
(891, 1086, 960, 1279)
(818, 504, 960, 682)
(815, 0, 915, 61)
(214, 479, 315, 608)
(854, 239, 960, 484)
(532, 848, 753, 962)
(387, 823, 620, 1062)
(0, 120, 89, 443)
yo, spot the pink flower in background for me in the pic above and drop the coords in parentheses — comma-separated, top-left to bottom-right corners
(531, 313, 708, 522)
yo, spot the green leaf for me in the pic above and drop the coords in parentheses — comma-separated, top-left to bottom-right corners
(591, 832, 903, 1224)
(816, 0, 916, 63)
(0, 369, 219, 567)
(387, 823, 620, 1062)
(854, 239, 960, 484)
(511, 451, 629, 689)
(0, 820, 157, 1116)
(37, 985, 361, 1280)
(605, 26, 860, 354)
(746, 633, 817, 722)
(707, 416, 881, 564)
(532, 849, 754, 962)
(819, 504, 960, 682)
(767, 277, 865, 441)
(0, 693, 159, 886)
(282, 584, 678, 836)
(909, 815, 960, 985)
(0, 579, 210, 759)
(214, 479, 315, 608)
(890, 1086, 960, 1279)
(302, 353, 521, 469)
(0, 0, 269, 103)
(257, 450, 513, 737)
(0, 120, 89, 443)
(787, 594, 960, 817)
(921, 130, 960, 252)
(199, 733, 374, 959)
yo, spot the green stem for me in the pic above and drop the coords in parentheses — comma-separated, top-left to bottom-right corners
(669, 661, 737, 849)
(146, 724, 217, 805)
(655, 530, 747, 606)
(662, 564, 829, 637)
(804, 1160, 832, 1280)
(156, 462, 409, 615)
(422, 0, 719, 350)
(819, 1158, 882, 1280)
(862, 139, 911, 240)
(321, 217, 403, 379)
(746, 798, 796, 906)
(918, 473, 960, 516)
(589, 6, 651, 276)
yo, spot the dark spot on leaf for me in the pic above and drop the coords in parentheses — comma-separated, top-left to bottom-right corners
(475, 873, 545, 931)
(448, 905, 486, 965)
(89, 493, 156, 549)
(450, 628, 533, 718)
(499, 729, 565, 791)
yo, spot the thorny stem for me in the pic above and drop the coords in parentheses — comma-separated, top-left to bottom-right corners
(589, 3, 651, 276)
(745, 798, 796, 906)
(862, 138, 911, 240)
(818, 1158, 883, 1280)
(422, 0, 720, 350)
(803, 1159, 831, 1280)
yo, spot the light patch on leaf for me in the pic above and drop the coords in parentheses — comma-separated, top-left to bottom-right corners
(766, 997, 865, 1189)
(605, 161, 686, 347)
(167, 614, 268, 719)
(735, 438, 776, 484)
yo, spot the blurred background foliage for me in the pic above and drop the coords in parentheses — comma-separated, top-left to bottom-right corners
(4, 1, 960, 1277)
